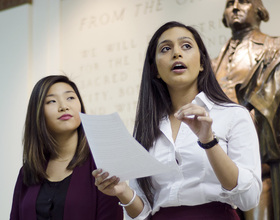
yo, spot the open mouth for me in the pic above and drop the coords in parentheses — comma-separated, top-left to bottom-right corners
(172, 63, 187, 71)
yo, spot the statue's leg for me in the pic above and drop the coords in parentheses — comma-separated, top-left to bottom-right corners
(270, 162, 280, 220)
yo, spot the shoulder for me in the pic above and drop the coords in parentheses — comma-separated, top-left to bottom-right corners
(212, 103, 252, 126)
(250, 30, 267, 43)
(251, 30, 280, 48)
(73, 152, 97, 174)
(216, 103, 250, 116)
(14, 167, 24, 185)
(211, 104, 257, 143)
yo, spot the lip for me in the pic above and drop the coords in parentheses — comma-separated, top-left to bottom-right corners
(171, 61, 187, 73)
(232, 15, 240, 19)
(58, 114, 73, 120)
(231, 12, 241, 19)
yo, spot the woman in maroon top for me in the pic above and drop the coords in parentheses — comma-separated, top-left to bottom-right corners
(10, 75, 123, 220)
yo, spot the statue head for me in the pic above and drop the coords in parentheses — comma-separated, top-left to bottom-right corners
(222, 0, 269, 31)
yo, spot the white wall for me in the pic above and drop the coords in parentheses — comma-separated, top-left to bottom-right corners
(0, 1, 60, 219)
(0, 4, 31, 219)
(0, 0, 279, 219)
(59, 0, 280, 133)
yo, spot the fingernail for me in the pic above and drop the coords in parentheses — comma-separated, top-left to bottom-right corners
(186, 114, 195, 119)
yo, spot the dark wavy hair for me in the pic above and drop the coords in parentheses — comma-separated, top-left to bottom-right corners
(133, 21, 234, 206)
(22, 75, 89, 186)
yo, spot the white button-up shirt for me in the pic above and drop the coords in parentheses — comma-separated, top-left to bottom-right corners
(125, 92, 262, 220)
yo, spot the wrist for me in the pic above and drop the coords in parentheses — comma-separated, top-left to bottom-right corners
(198, 133, 219, 149)
(199, 134, 214, 144)
(118, 188, 136, 207)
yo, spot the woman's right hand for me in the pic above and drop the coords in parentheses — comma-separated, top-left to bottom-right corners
(92, 169, 128, 197)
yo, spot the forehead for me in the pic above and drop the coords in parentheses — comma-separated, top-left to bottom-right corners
(226, 0, 253, 4)
(158, 27, 195, 44)
(47, 82, 74, 94)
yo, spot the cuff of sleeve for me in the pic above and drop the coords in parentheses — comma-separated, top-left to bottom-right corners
(219, 167, 253, 198)
(124, 196, 151, 220)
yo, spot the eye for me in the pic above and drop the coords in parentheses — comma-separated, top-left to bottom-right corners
(161, 46, 171, 53)
(226, 0, 234, 7)
(46, 100, 56, 104)
(67, 96, 75, 100)
(182, 43, 192, 50)
(240, 0, 251, 3)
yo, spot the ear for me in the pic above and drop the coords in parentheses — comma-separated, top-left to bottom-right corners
(156, 74, 161, 79)
(199, 65, 204, 72)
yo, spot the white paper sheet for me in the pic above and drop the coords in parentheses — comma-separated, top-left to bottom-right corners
(79, 112, 171, 182)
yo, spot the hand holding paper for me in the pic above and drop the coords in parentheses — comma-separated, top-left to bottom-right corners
(80, 112, 171, 182)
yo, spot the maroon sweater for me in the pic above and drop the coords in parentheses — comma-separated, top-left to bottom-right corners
(10, 155, 123, 220)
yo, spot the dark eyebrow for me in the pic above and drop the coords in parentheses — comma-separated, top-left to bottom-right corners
(157, 36, 194, 48)
(46, 90, 75, 98)
(65, 91, 75, 94)
(178, 36, 193, 41)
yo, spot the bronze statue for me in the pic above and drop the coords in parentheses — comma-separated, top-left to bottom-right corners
(212, 0, 280, 219)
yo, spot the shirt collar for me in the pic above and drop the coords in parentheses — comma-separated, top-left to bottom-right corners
(192, 92, 214, 112)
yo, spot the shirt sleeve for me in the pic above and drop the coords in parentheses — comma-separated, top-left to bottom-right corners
(124, 179, 152, 220)
(219, 107, 262, 211)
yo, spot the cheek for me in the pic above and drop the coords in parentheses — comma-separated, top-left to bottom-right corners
(73, 110, 82, 127)
(156, 57, 167, 75)
(43, 108, 51, 124)
(189, 53, 201, 68)
(76, 102, 82, 113)
(73, 103, 82, 121)
(224, 10, 231, 21)
(44, 111, 53, 129)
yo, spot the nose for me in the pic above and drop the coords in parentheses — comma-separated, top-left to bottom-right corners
(58, 106, 69, 112)
(233, 0, 239, 10)
(173, 52, 182, 59)
(173, 45, 182, 59)
(173, 48, 182, 58)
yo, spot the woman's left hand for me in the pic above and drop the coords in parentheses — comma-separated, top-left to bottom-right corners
(174, 103, 213, 143)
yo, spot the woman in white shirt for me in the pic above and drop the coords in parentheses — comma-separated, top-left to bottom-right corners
(92, 21, 262, 220)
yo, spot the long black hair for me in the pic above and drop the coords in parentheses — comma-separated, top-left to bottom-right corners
(133, 21, 234, 206)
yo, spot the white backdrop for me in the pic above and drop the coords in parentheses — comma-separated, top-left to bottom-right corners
(1, 0, 280, 219)
(60, 0, 280, 132)
(60, 0, 232, 132)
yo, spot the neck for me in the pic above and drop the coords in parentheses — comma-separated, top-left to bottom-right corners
(52, 131, 78, 161)
(231, 26, 259, 40)
(168, 86, 198, 114)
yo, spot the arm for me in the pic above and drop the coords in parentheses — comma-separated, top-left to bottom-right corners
(174, 103, 238, 190)
(92, 169, 145, 219)
(175, 103, 262, 210)
(221, 107, 262, 210)
(204, 142, 239, 190)
(10, 169, 23, 220)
